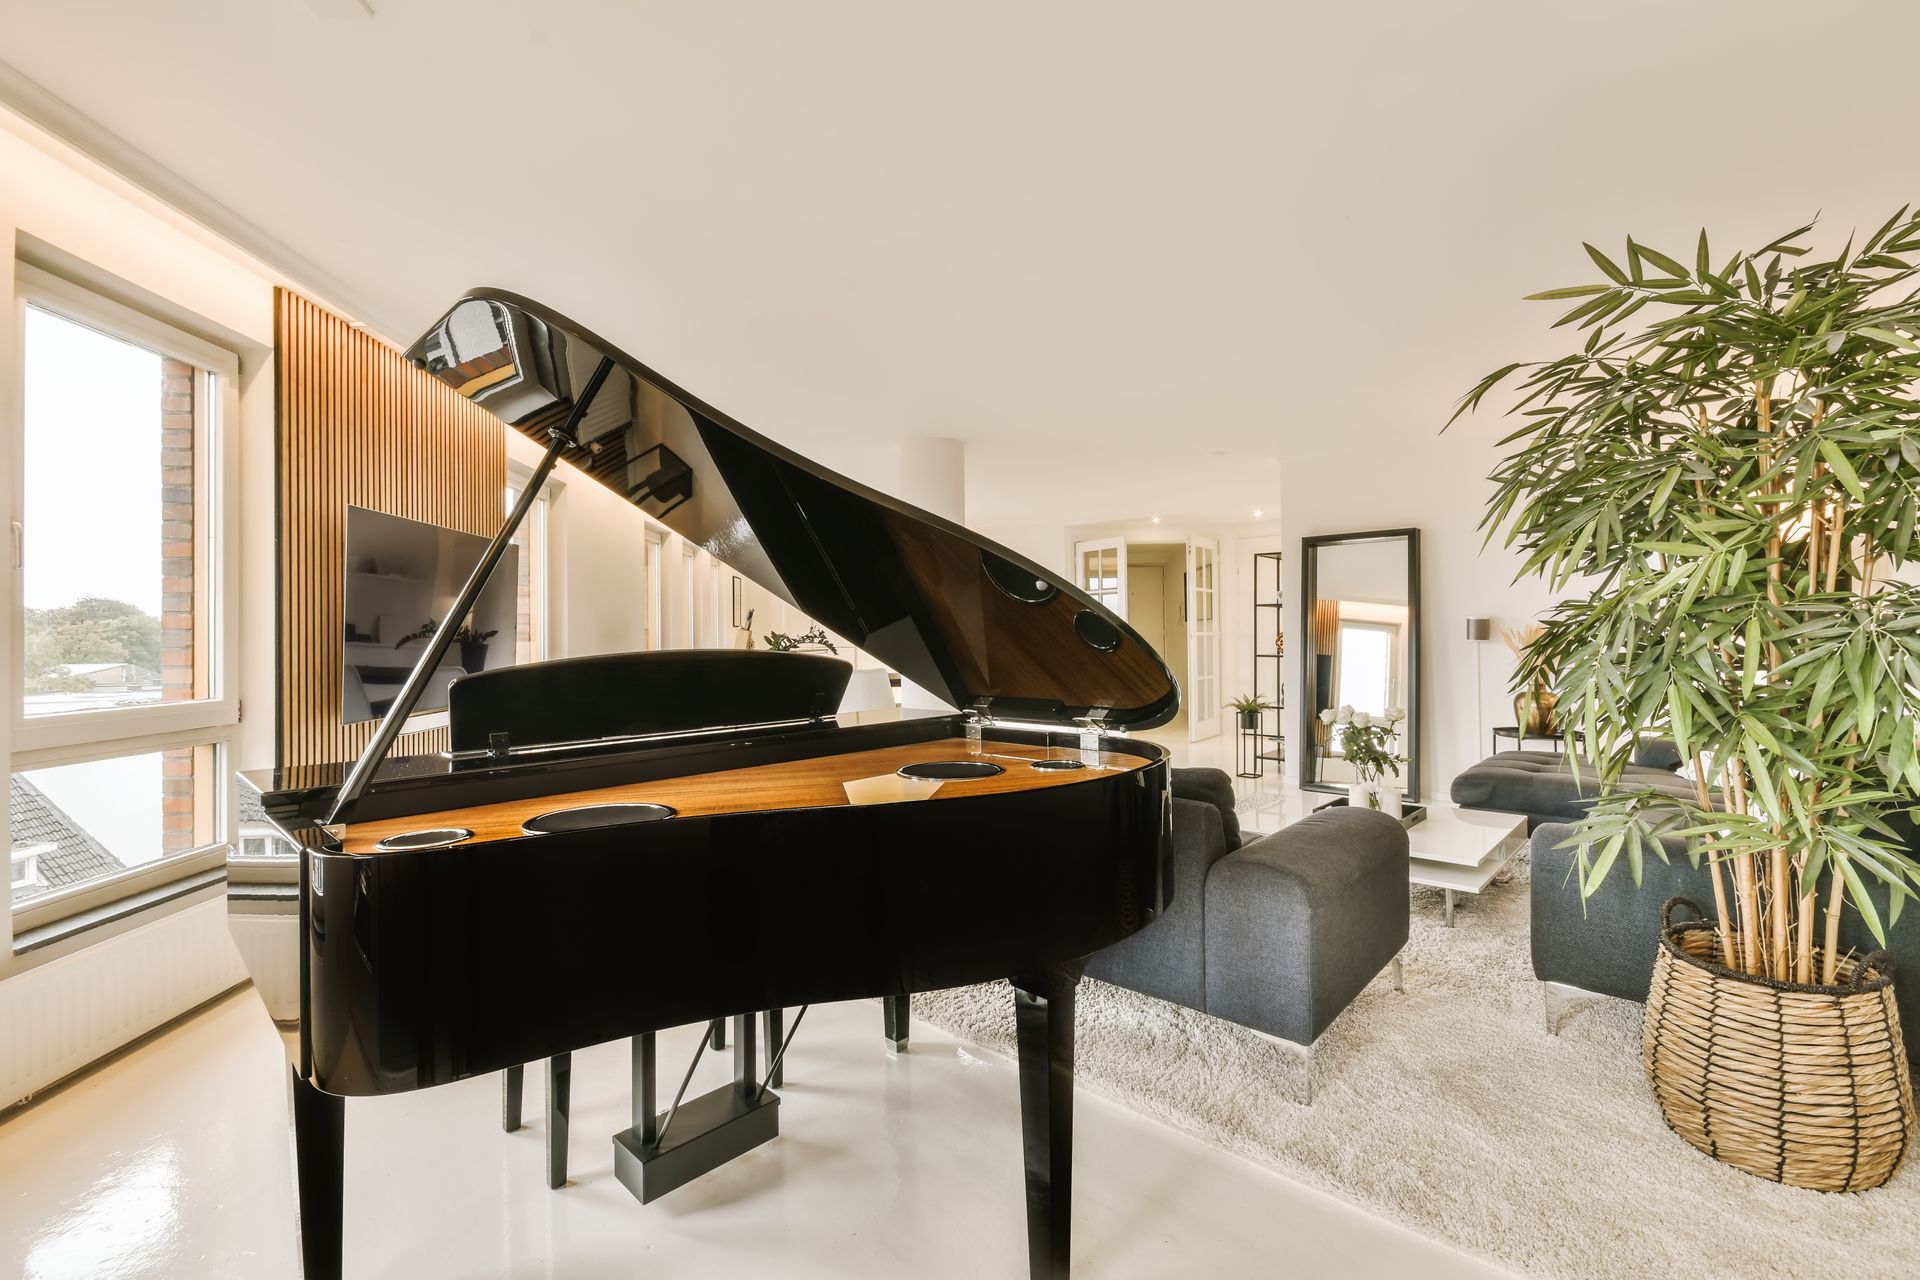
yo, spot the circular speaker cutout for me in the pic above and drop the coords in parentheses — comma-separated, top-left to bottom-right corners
(981, 550, 1057, 604)
(1073, 610, 1123, 653)
(374, 827, 473, 852)
(896, 760, 1005, 781)
(521, 802, 678, 835)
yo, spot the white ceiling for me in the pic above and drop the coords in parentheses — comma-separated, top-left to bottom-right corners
(3, 0, 1917, 533)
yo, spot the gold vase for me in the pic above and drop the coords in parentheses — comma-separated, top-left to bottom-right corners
(1513, 684, 1558, 736)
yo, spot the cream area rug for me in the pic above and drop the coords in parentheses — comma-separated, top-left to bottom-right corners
(911, 857, 1920, 1280)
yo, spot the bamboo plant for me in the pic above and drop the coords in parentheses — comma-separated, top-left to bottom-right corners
(1453, 210, 1920, 985)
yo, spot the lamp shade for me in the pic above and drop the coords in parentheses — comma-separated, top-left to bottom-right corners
(1466, 617, 1492, 641)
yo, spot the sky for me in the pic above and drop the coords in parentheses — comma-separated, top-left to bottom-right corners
(27, 752, 161, 870)
(23, 305, 165, 616)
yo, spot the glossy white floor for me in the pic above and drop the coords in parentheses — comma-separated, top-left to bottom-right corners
(0, 989, 1504, 1279)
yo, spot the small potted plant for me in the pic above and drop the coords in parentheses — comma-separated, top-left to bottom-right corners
(393, 618, 499, 675)
(1318, 705, 1408, 815)
(1227, 693, 1276, 732)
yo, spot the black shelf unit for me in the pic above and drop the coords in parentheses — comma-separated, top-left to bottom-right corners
(1239, 550, 1285, 778)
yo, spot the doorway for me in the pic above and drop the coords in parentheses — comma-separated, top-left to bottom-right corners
(1123, 542, 1191, 736)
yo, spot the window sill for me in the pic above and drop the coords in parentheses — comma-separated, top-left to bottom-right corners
(12, 867, 227, 960)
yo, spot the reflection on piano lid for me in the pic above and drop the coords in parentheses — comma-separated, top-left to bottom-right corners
(406, 291, 1179, 731)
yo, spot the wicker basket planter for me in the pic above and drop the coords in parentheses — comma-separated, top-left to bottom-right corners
(1644, 898, 1916, 1192)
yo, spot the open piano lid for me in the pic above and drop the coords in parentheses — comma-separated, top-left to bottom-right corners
(405, 291, 1179, 731)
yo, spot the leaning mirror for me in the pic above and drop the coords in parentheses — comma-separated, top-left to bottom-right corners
(1298, 529, 1421, 800)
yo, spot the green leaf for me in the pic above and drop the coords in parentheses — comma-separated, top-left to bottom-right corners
(1584, 242, 1630, 285)
(1817, 439, 1866, 499)
(1525, 285, 1613, 301)
(1839, 856, 1887, 947)
(1861, 325, 1920, 351)
(1634, 240, 1690, 280)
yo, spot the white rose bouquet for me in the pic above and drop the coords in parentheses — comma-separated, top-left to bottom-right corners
(1317, 704, 1407, 788)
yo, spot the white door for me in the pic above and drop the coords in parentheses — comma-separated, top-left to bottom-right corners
(676, 545, 697, 647)
(643, 529, 664, 649)
(1187, 537, 1221, 741)
(1074, 537, 1127, 620)
(1125, 564, 1166, 655)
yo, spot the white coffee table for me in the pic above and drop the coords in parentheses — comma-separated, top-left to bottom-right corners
(1402, 804, 1527, 926)
(1236, 786, 1527, 927)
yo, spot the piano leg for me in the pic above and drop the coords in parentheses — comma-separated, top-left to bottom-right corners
(502, 1063, 524, 1132)
(288, 1065, 344, 1280)
(709, 1018, 727, 1051)
(763, 1008, 785, 1088)
(884, 993, 910, 1052)
(547, 1053, 572, 1189)
(1012, 964, 1082, 1280)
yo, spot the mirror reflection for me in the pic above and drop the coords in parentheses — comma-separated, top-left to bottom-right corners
(1300, 530, 1421, 799)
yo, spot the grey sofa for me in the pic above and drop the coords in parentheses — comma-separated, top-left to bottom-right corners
(1084, 768, 1410, 1100)
(1531, 821, 1920, 1063)
(1451, 748, 1703, 833)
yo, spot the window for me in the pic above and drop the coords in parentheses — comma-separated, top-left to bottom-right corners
(1334, 620, 1396, 718)
(10, 843, 46, 889)
(9, 267, 239, 927)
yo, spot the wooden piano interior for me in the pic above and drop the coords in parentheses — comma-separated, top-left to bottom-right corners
(337, 736, 1154, 855)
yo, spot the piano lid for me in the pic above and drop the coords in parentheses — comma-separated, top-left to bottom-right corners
(405, 291, 1179, 731)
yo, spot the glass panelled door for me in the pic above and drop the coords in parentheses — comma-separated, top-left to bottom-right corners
(1075, 537, 1127, 620)
(1187, 537, 1221, 740)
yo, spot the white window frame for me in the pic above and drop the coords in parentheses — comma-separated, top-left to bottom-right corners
(1074, 536, 1128, 620)
(11, 265, 241, 753)
(8, 265, 240, 934)
(9, 727, 233, 933)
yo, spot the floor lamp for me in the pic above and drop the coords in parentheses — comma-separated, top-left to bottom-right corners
(1466, 618, 1491, 757)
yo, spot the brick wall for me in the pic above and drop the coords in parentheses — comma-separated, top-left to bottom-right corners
(159, 358, 196, 854)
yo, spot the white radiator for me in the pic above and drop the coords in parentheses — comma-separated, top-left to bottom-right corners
(0, 896, 248, 1111)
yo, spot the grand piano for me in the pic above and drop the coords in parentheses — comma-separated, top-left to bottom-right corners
(230, 291, 1178, 1279)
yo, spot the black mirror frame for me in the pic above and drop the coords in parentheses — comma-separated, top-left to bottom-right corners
(1297, 528, 1422, 802)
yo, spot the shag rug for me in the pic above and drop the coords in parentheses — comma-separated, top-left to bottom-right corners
(911, 856, 1920, 1279)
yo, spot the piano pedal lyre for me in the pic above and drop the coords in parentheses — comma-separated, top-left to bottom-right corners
(612, 1008, 806, 1204)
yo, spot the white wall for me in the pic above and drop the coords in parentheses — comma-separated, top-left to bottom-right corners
(1281, 433, 1556, 802)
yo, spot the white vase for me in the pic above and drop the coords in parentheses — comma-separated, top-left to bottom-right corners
(1348, 782, 1378, 810)
(1376, 787, 1403, 819)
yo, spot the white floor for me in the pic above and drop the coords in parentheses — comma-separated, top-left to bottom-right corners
(0, 989, 1505, 1279)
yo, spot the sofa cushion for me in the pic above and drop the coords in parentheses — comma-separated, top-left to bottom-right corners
(1172, 766, 1241, 851)
(1451, 751, 1703, 832)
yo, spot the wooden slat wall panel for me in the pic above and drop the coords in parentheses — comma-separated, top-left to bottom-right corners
(275, 289, 506, 766)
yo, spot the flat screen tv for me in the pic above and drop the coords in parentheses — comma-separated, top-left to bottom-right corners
(341, 505, 519, 723)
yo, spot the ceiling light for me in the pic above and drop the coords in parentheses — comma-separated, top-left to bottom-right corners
(1150, 516, 1161, 525)
(1252, 510, 1263, 519)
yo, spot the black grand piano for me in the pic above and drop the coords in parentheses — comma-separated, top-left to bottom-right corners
(230, 292, 1177, 1279)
